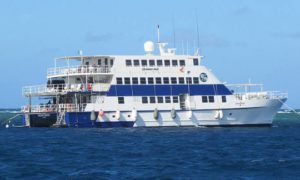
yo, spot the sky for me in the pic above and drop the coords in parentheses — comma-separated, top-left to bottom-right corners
(0, 0, 300, 108)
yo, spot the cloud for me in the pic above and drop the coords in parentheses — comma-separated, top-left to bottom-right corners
(85, 32, 115, 43)
(233, 7, 250, 16)
(271, 32, 300, 39)
(198, 35, 231, 48)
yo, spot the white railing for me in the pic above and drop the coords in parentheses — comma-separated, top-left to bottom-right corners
(21, 103, 87, 113)
(22, 83, 111, 96)
(57, 103, 87, 112)
(22, 84, 65, 96)
(47, 65, 111, 77)
(226, 84, 288, 101)
(21, 104, 57, 113)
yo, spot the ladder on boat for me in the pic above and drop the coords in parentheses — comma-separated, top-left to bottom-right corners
(53, 110, 66, 127)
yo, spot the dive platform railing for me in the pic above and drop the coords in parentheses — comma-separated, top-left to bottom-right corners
(21, 103, 87, 113)
(22, 83, 111, 97)
(47, 65, 112, 77)
(226, 84, 288, 100)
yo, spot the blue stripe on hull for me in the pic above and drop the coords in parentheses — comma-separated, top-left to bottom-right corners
(65, 112, 134, 128)
(106, 84, 232, 96)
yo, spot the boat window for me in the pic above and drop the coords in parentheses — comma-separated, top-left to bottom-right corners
(172, 60, 178, 66)
(173, 96, 179, 103)
(110, 59, 114, 66)
(202, 96, 208, 103)
(179, 60, 185, 66)
(209, 96, 214, 103)
(165, 96, 171, 103)
(124, 77, 131, 85)
(148, 77, 154, 84)
(157, 96, 163, 103)
(118, 97, 125, 104)
(98, 59, 101, 65)
(178, 77, 185, 84)
(171, 77, 177, 84)
(157, 60, 163, 66)
(222, 96, 227, 103)
(156, 77, 162, 84)
(142, 97, 148, 104)
(126, 60, 132, 66)
(116, 78, 123, 85)
(140, 77, 146, 84)
(149, 60, 155, 66)
(186, 77, 192, 84)
(164, 60, 170, 66)
(85, 62, 89, 66)
(193, 58, 199, 66)
(105, 58, 108, 66)
(193, 77, 199, 84)
(141, 60, 147, 66)
(133, 59, 140, 66)
(163, 77, 169, 84)
(150, 96, 156, 103)
(132, 77, 139, 84)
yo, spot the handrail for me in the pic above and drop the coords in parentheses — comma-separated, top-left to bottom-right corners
(232, 91, 288, 101)
(226, 83, 288, 100)
(47, 65, 112, 77)
(21, 103, 88, 113)
(22, 83, 111, 96)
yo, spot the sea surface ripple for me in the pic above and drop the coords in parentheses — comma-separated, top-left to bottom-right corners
(0, 113, 300, 179)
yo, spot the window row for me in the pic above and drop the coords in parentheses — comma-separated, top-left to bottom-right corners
(142, 96, 179, 104)
(118, 96, 227, 104)
(126, 59, 187, 67)
(116, 77, 200, 85)
(117, 96, 178, 104)
(97, 58, 114, 66)
(201, 96, 227, 103)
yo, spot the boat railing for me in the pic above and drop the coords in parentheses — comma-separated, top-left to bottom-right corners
(21, 103, 87, 113)
(22, 83, 111, 96)
(47, 65, 111, 77)
(21, 104, 57, 113)
(22, 84, 65, 96)
(57, 103, 87, 112)
(226, 84, 288, 100)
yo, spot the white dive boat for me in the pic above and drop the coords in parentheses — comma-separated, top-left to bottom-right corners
(21, 27, 287, 128)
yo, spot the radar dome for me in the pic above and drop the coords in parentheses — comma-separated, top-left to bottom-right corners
(144, 41, 154, 54)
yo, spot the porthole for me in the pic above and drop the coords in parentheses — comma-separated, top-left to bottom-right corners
(200, 73, 208, 82)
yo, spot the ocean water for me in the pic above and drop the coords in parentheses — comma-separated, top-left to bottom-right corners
(0, 111, 300, 179)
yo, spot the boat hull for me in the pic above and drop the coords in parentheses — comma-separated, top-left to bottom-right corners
(23, 113, 57, 127)
(21, 98, 285, 128)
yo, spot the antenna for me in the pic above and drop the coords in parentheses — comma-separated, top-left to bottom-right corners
(186, 41, 189, 55)
(172, 15, 176, 48)
(181, 40, 184, 55)
(195, 11, 200, 55)
(157, 25, 160, 43)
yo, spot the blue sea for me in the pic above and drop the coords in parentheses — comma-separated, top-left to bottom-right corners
(0, 110, 300, 179)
